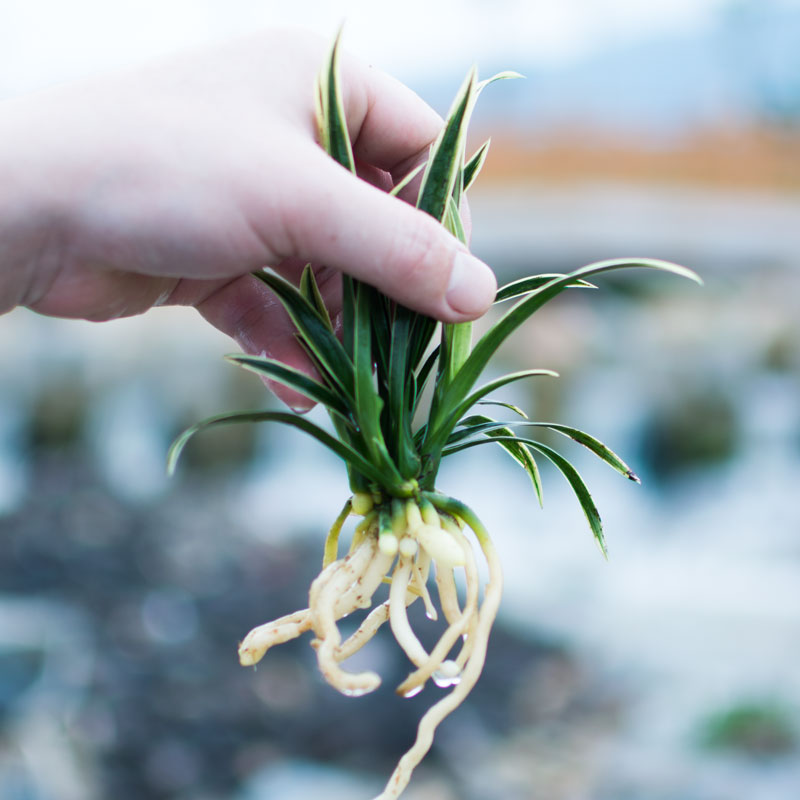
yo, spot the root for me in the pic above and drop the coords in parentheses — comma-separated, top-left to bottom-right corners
(372, 500, 504, 800)
(389, 553, 429, 669)
(238, 609, 313, 666)
(411, 550, 437, 621)
(335, 600, 390, 661)
(441, 517, 481, 669)
(394, 518, 480, 697)
(240, 494, 504, 800)
(335, 545, 395, 617)
(312, 537, 382, 695)
(323, 498, 353, 568)
(434, 561, 461, 625)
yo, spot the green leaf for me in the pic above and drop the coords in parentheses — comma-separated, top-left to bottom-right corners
(353, 282, 403, 483)
(444, 195, 468, 245)
(451, 414, 543, 506)
(447, 419, 639, 482)
(476, 70, 524, 93)
(422, 369, 557, 480)
(442, 434, 608, 556)
(416, 66, 477, 222)
(253, 270, 354, 401)
(524, 439, 608, 558)
(476, 400, 528, 418)
(341, 275, 356, 360)
(316, 27, 356, 173)
(299, 264, 333, 331)
(224, 354, 351, 418)
(543, 423, 640, 482)
(408, 316, 439, 373)
(167, 410, 388, 486)
(388, 309, 421, 478)
(463, 139, 490, 193)
(430, 258, 701, 455)
(412, 343, 441, 414)
(495, 274, 597, 303)
(389, 163, 425, 197)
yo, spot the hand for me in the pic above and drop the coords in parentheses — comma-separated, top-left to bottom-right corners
(0, 29, 496, 406)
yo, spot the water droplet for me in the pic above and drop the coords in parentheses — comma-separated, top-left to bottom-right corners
(402, 684, 424, 699)
(432, 660, 461, 688)
(342, 686, 369, 698)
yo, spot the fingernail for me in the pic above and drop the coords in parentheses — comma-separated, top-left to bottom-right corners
(446, 251, 497, 316)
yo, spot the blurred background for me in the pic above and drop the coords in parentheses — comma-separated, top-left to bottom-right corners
(1, 1, 799, 798)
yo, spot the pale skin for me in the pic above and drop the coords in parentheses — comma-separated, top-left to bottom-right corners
(0, 29, 496, 407)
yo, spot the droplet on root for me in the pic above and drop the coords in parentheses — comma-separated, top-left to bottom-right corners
(432, 660, 461, 688)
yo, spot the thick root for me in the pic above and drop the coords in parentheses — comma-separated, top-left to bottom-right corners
(238, 609, 313, 666)
(389, 554, 429, 669)
(312, 539, 383, 696)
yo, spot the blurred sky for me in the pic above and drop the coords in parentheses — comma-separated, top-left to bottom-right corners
(1, 0, 739, 94)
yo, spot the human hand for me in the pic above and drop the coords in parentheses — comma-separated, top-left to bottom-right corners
(0, 29, 495, 406)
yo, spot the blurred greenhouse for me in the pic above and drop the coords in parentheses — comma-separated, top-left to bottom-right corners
(2, 2, 800, 799)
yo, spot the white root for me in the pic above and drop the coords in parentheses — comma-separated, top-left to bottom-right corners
(308, 554, 349, 617)
(395, 517, 480, 697)
(441, 517, 481, 669)
(335, 545, 395, 617)
(389, 554, 429, 669)
(372, 515, 504, 800)
(411, 550, 437, 622)
(434, 562, 461, 625)
(312, 539, 382, 696)
(238, 548, 356, 668)
(238, 609, 313, 666)
(335, 547, 421, 662)
(335, 601, 390, 661)
(239, 541, 360, 667)
(415, 523, 465, 569)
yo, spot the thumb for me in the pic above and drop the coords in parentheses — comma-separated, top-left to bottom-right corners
(270, 151, 497, 322)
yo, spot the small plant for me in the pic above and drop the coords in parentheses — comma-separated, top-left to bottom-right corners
(700, 700, 797, 757)
(168, 33, 700, 800)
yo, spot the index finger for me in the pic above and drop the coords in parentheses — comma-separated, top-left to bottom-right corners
(339, 54, 444, 177)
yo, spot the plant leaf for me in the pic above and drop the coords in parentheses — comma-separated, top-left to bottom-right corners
(253, 270, 354, 401)
(353, 282, 403, 483)
(299, 264, 333, 331)
(166, 410, 389, 486)
(422, 369, 558, 478)
(447, 419, 638, 482)
(389, 163, 425, 197)
(543, 423, 640, 482)
(224, 354, 351, 418)
(496, 274, 597, 303)
(430, 258, 701, 456)
(463, 139, 490, 193)
(317, 28, 356, 173)
(451, 414, 543, 506)
(476, 400, 528, 419)
(388, 308, 421, 478)
(476, 70, 524, 93)
(442, 434, 608, 556)
(416, 66, 477, 222)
